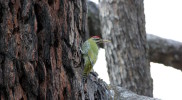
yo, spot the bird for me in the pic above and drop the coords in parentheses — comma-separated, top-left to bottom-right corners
(80, 36, 110, 83)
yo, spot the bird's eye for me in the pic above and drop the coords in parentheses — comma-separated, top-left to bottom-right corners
(94, 38, 100, 41)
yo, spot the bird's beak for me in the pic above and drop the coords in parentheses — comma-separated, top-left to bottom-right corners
(99, 39, 110, 43)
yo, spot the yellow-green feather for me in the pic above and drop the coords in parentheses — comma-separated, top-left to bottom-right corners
(82, 38, 99, 81)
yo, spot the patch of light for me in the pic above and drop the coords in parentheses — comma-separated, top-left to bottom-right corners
(88, 0, 98, 4)
(94, 49, 110, 84)
(151, 62, 182, 100)
(144, 0, 182, 42)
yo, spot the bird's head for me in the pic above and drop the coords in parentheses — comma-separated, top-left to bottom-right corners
(91, 36, 110, 44)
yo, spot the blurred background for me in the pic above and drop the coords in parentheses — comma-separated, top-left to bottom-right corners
(91, 0, 182, 100)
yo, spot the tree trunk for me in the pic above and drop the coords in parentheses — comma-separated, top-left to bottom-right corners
(100, 0, 153, 97)
(0, 0, 111, 100)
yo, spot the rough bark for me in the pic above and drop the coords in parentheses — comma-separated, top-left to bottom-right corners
(0, 0, 111, 99)
(147, 34, 182, 70)
(100, 0, 153, 97)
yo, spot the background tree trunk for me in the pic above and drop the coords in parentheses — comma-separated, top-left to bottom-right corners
(87, 1, 101, 38)
(100, 0, 153, 97)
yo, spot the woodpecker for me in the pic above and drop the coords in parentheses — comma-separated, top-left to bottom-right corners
(80, 36, 110, 83)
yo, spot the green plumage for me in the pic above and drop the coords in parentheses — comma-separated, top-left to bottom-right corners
(81, 38, 99, 82)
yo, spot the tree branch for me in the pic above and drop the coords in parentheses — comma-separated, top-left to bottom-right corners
(147, 34, 182, 70)
(109, 85, 159, 100)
